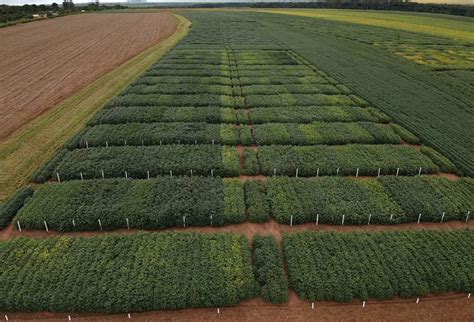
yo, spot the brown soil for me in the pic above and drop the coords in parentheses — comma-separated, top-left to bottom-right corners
(2, 219, 471, 243)
(2, 291, 472, 321)
(236, 144, 246, 170)
(0, 12, 176, 142)
(434, 172, 462, 180)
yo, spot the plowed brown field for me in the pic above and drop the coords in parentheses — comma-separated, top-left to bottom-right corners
(0, 12, 176, 141)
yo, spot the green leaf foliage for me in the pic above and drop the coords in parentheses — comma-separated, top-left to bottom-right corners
(0, 187, 33, 229)
(0, 232, 259, 312)
(284, 230, 474, 302)
(252, 235, 289, 304)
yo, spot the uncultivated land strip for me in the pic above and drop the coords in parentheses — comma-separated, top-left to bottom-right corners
(0, 14, 191, 202)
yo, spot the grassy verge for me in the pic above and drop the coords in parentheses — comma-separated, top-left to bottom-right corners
(0, 13, 190, 202)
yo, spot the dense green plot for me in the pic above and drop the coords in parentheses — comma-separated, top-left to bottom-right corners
(0, 187, 33, 229)
(105, 94, 245, 108)
(246, 94, 354, 107)
(124, 84, 233, 95)
(380, 176, 474, 222)
(252, 122, 401, 145)
(53, 145, 240, 180)
(248, 12, 473, 175)
(266, 176, 473, 224)
(0, 232, 259, 312)
(249, 106, 390, 124)
(238, 75, 331, 85)
(284, 230, 474, 302)
(15, 177, 245, 231)
(70, 121, 401, 148)
(267, 177, 403, 225)
(91, 106, 225, 125)
(67, 123, 230, 148)
(252, 236, 289, 304)
(244, 180, 271, 223)
(241, 84, 342, 95)
(135, 76, 232, 86)
(255, 144, 441, 176)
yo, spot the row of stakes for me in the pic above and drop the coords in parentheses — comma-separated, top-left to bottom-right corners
(55, 166, 426, 183)
(16, 214, 216, 232)
(4, 294, 472, 320)
(81, 139, 216, 148)
(16, 211, 471, 233)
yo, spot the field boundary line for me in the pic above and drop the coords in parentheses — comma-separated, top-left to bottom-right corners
(0, 13, 191, 202)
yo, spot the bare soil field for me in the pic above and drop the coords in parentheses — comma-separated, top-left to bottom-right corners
(0, 12, 176, 141)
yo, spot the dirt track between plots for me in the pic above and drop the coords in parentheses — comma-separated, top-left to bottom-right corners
(0, 12, 176, 141)
(3, 291, 473, 321)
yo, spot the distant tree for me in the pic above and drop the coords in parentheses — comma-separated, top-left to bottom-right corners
(51, 3, 59, 11)
(62, 0, 74, 11)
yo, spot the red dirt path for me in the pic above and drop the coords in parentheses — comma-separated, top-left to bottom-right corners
(1, 219, 471, 243)
(0, 12, 176, 141)
(2, 291, 472, 321)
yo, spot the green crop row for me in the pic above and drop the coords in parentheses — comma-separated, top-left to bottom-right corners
(90, 106, 390, 126)
(135, 76, 232, 86)
(284, 230, 473, 302)
(246, 94, 355, 107)
(0, 187, 33, 229)
(15, 176, 472, 231)
(16, 177, 246, 231)
(68, 122, 404, 149)
(252, 235, 289, 304)
(52, 145, 240, 181)
(0, 232, 259, 312)
(124, 84, 234, 96)
(105, 94, 245, 108)
(251, 144, 444, 176)
(266, 176, 473, 225)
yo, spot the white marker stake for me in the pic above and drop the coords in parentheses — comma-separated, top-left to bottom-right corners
(368, 214, 372, 225)
(183, 216, 186, 228)
(295, 168, 299, 178)
(125, 171, 128, 179)
(396, 168, 400, 177)
(466, 211, 471, 223)
(17, 221, 22, 232)
(390, 214, 394, 221)
(356, 168, 359, 178)
(126, 218, 130, 229)
(170, 170, 173, 178)
(290, 215, 293, 226)
(316, 168, 319, 177)
(417, 213, 422, 224)
(85, 140, 89, 149)
(311, 302, 314, 310)
(416, 298, 420, 304)
(316, 214, 319, 226)
(418, 167, 422, 176)
(273, 168, 277, 177)
(212, 139, 215, 145)
(217, 308, 220, 315)
(124, 140, 127, 146)
(147, 171, 150, 180)
(68, 315, 71, 321)
(141, 140, 144, 146)
(56, 172, 61, 183)
(128, 313, 131, 319)
(98, 219, 102, 231)
(5, 315, 8, 321)
(441, 212, 445, 223)
(102, 170, 105, 179)
(336, 168, 340, 176)
(377, 167, 381, 177)
(210, 214, 213, 226)
(80, 172, 84, 181)
(72, 219, 75, 228)
(362, 301, 366, 308)
(195, 140, 197, 145)
(468, 293, 471, 298)
(211, 169, 214, 177)
(44, 221, 49, 232)
(341, 215, 345, 226)
(106, 141, 108, 148)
